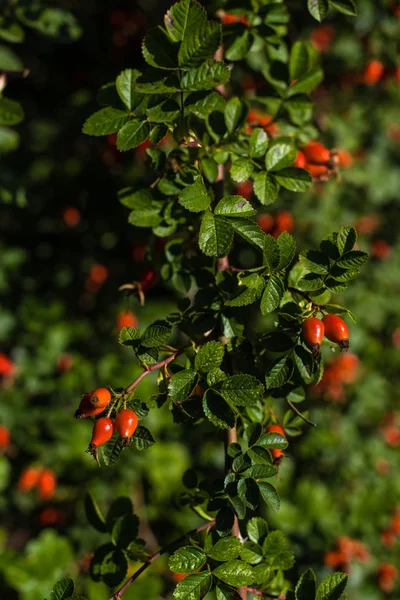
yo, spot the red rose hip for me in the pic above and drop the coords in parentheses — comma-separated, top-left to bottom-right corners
(322, 314, 350, 350)
(115, 409, 138, 446)
(303, 141, 331, 165)
(302, 317, 325, 355)
(87, 417, 114, 463)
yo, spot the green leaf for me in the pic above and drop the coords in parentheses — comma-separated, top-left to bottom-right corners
(294, 346, 314, 383)
(238, 478, 259, 510)
(300, 250, 330, 274)
(0, 126, 19, 152)
(164, 0, 206, 42)
(142, 26, 178, 69)
(253, 172, 280, 205)
(0, 97, 24, 126)
(216, 584, 237, 600)
(260, 275, 284, 315)
(258, 482, 280, 512)
(216, 507, 235, 537)
(252, 564, 271, 584)
(247, 517, 269, 544)
(203, 390, 236, 429)
(296, 273, 324, 292)
(242, 463, 278, 479)
(0, 45, 24, 70)
(82, 107, 129, 136)
(240, 541, 263, 564)
(195, 341, 225, 372)
(224, 97, 247, 134)
(51, 578, 74, 600)
(209, 536, 243, 561)
(263, 235, 280, 272)
(130, 426, 155, 451)
(258, 432, 288, 450)
(336, 250, 368, 269)
(287, 68, 324, 96)
(249, 128, 269, 159)
(213, 561, 255, 587)
(119, 326, 141, 346)
(231, 158, 254, 183)
(265, 142, 297, 172)
(265, 358, 293, 390)
(220, 374, 264, 407)
(337, 226, 357, 255)
(147, 99, 181, 123)
(90, 544, 128, 587)
(277, 232, 296, 270)
(274, 168, 312, 191)
(263, 531, 294, 568)
(215, 196, 256, 218)
(102, 436, 123, 466)
(230, 218, 265, 250)
(116, 119, 150, 151)
(179, 180, 212, 213)
(169, 546, 207, 573)
(225, 29, 252, 61)
(173, 571, 211, 599)
(328, 0, 357, 15)
(179, 21, 221, 68)
(181, 61, 230, 91)
(199, 210, 233, 257)
(169, 369, 198, 402)
(116, 69, 143, 110)
(289, 41, 311, 81)
(84, 492, 107, 533)
(316, 573, 348, 600)
(226, 274, 265, 307)
(141, 321, 171, 348)
(201, 156, 219, 182)
(0, 20, 25, 43)
(295, 569, 316, 600)
(112, 514, 140, 547)
(307, 0, 329, 21)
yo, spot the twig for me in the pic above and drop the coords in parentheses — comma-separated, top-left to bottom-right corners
(107, 520, 215, 600)
(124, 350, 181, 395)
(287, 399, 317, 427)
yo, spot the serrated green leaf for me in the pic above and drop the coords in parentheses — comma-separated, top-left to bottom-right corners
(265, 358, 293, 389)
(224, 97, 247, 134)
(258, 432, 288, 450)
(247, 517, 269, 544)
(242, 463, 278, 479)
(230, 218, 265, 250)
(215, 196, 256, 218)
(300, 250, 330, 274)
(328, 0, 357, 15)
(253, 172, 280, 205)
(277, 232, 296, 270)
(295, 568, 316, 600)
(164, 0, 206, 42)
(179, 21, 221, 68)
(142, 26, 179, 69)
(116, 119, 150, 151)
(336, 250, 368, 269)
(199, 210, 233, 257)
(289, 41, 311, 81)
(249, 128, 269, 158)
(169, 546, 207, 573)
(147, 99, 181, 123)
(181, 61, 230, 91)
(316, 572, 348, 600)
(203, 390, 236, 429)
(51, 578, 74, 600)
(260, 275, 284, 314)
(307, 0, 329, 21)
(231, 158, 254, 183)
(101, 436, 123, 466)
(119, 326, 141, 346)
(195, 341, 225, 372)
(82, 107, 129, 136)
(226, 274, 265, 307)
(258, 482, 280, 512)
(169, 369, 198, 401)
(265, 142, 297, 172)
(116, 69, 143, 110)
(337, 226, 357, 255)
(209, 536, 243, 561)
(179, 180, 212, 213)
(287, 68, 324, 96)
(84, 492, 107, 533)
(274, 167, 312, 191)
(173, 571, 211, 599)
(220, 374, 264, 407)
(240, 541, 263, 564)
(112, 514, 140, 548)
(294, 346, 314, 382)
(213, 560, 255, 587)
(141, 321, 171, 348)
(130, 426, 155, 451)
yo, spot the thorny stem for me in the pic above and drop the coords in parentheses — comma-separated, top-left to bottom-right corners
(124, 350, 181, 396)
(107, 520, 215, 600)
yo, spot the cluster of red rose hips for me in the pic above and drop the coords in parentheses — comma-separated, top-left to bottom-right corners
(302, 314, 349, 355)
(324, 536, 370, 570)
(294, 141, 352, 181)
(74, 387, 138, 463)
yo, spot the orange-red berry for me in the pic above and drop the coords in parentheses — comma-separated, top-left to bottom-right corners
(117, 310, 138, 330)
(322, 314, 350, 350)
(0, 425, 10, 448)
(363, 60, 384, 85)
(303, 141, 331, 165)
(115, 409, 139, 446)
(87, 417, 115, 463)
(38, 468, 57, 500)
(18, 467, 41, 492)
(302, 318, 325, 355)
(293, 151, 307, 169)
